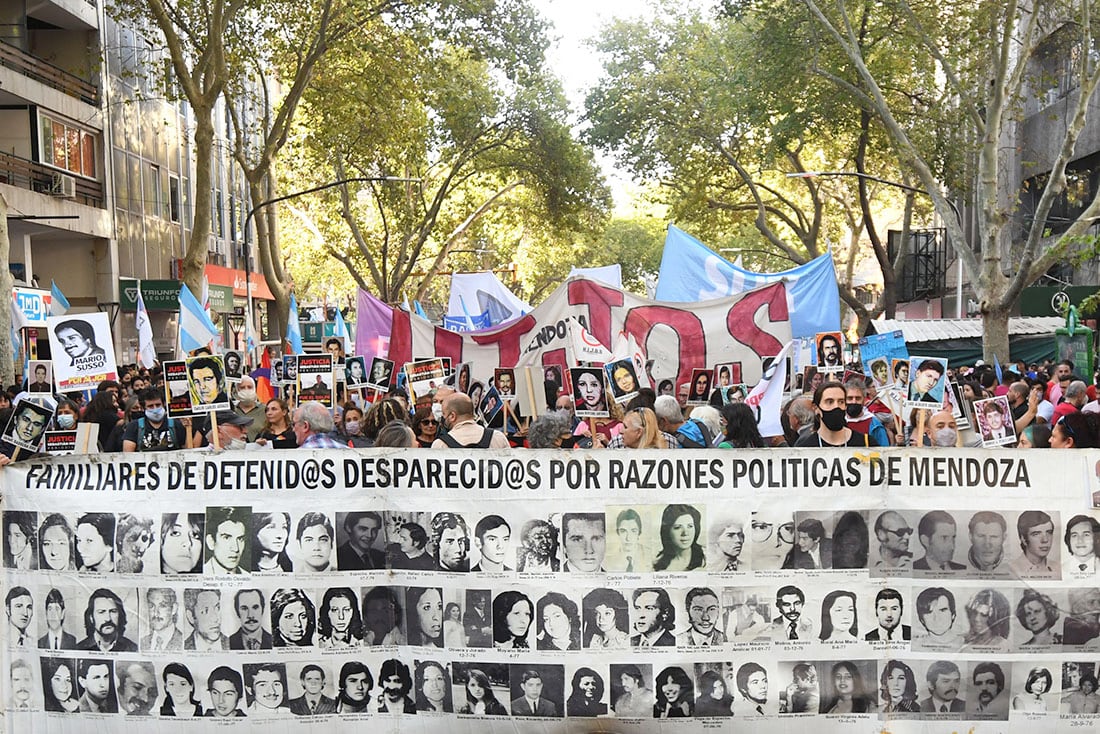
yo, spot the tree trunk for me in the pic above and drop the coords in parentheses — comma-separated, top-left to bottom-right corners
(180, 115, 216, 297)
(0, 193, 14, 386)
(982, 304, 1011, 362)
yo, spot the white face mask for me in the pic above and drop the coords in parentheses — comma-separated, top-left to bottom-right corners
(237, 389, 257, 405)
(431, 403, 444, 420)
(227, 437, 247, 451)
(932, 428, 958, 447)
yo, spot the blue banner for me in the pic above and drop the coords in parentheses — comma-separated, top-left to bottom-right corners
(858, 330, 909, 386)
(654, 225, 840, 339)
(442, 311, 492, 332)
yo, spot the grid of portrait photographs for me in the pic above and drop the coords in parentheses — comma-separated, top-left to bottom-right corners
(4, 503, 1100, 724)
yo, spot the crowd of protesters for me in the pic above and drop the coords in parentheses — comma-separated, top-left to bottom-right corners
(2, 355, 1099, 456)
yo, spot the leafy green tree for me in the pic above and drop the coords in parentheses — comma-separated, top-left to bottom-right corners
(801, 0, 1100, 358)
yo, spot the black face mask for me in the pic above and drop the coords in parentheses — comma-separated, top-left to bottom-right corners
(845, 403, 862, 418)
(820, 407, 847, 431)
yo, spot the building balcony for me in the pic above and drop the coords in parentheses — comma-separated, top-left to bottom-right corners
(0, 39, 98, 105)
(0, 150, 104, 208)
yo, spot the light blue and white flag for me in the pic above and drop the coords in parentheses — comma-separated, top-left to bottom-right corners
(569, 264, 623, 289)
(447, 271, 530, 327)
(136, 286, 156, 368)
(50, 280, 70, 316)
(178, 283, 219, 354)
(655, 225, 840, 339)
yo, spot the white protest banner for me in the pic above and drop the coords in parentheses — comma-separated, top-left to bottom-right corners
(46, 312, 119, 391)
(2, 448, 1099, 731)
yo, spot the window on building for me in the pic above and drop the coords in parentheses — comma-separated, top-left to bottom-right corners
(39, 114, 97, 178)
(168, 175, 181, 222)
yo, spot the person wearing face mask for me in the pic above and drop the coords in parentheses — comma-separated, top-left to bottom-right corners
(336, 404, 371, 448)
(122, 389, 188, 452)
(794, 382, 869, 447)
(232, 376, 265, 441)
(201, 410, 254, 451)
(923, 409, 961, 447)
(842, 381, 889, 446)
(52, 398, 81, 432)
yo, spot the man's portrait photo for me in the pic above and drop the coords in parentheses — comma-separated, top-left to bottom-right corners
(913, 510, 966, 573)
(560, 512, 606, 573)
(675, 587, 725, 647)
(966, 510, 1009, 575)
(494, 368, 516, 399)
(39, 587, 77, 651)
(229, 588, 272, 650)
(974, 396, 1016, 446)
(907, 357, 947, 405)
(629, 587, 675, 647)
(864, 588, 911, 642)
(27, 361, 52, 393)
(294, 512, 334, 573)
(77, 658, 117, 713)
(604, 506, 655, 573)
(53, 317, 106, 366)
(376, 658, 416, 713)
(4, 511, 37, 570)
(508, 665, 563, 717)
(141, 587, 183, 651)
(345, 356, 368, 388)
(918, 660, 965, 714)
(204, 506, 250, 575)
(471, 514, 512, 573)
(3, 399, 52, 451)
(184, 588, 228, 651)
(186, 355, 228, 411)
(707, 515, 748, 572)
(288, 663, 336, 715)
(816, 331, 843, 371)
(116, 660, 157, 715)
(1008, 510, 1058, 579)
(782, 516, 832, 570)
(7, 586, 33, 649)
(368, 357, 394, 390)
(77, 588, 136, 653)
(430, 512, 470, 573)
(243, 662, 290, 716)
(223, 351, 243, 381)
(912, 586, 965, 650)
(335, 511, 386, 571)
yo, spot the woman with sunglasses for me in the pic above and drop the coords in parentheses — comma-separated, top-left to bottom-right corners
(1051, 411, 1100, 448)
(412, 406, 439, 447)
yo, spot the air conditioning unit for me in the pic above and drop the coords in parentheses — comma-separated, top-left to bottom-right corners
(51, 173, 76, 198)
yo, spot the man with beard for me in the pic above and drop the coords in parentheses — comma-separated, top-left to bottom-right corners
(517, 518, 559, 572)
(968, 663, 1008, 719)
(675, 587, 725, 646)
(376, 659, 416, 713)
(630, 588, 675, 647)
(141, 588, 183, 651)
(336, 661, 372, 713)
(430, 512, 470, 572)
(229, 589, 272, 650)
(770, 585, 814, 641)
(919, 661, 965, 713)
(567, 667, 607, 716)
(78, 659, 118, 713)
(864, 588, 911, 641)
(77, 589, 137, 652)
(818, 333, 842, 368)
(1008, 510, 1056, 578)
(967, 511, 1008, 574)
(736, 662, 775, 715)
(117, 661, 158, 716)
(708, 518, 746, 572)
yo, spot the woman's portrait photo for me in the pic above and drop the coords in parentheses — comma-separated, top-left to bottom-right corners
(653, 504, 705, 572)
(693, 666, 734, 717)
(41, 657, 79, 713)
(160, 513, 203, 575)
(654, 666, 694, 718)
(454, 665, 509, 716)
(415, 660, 452, 713)
(570, 367, 608, 417)
(879, 660, 919, 713)
(821, 661, 877, 714)
(535, 591, 581, 651)
(1011, 664, 1056, 712)
(251, 511, 292, 573)
(582, 587, 630, 649)
(1014, 589, 1063, 648)
(362, 586, 406, 646)
(271, 588, 316, 647)
(406, 586, 444, 647)
(604, 359, 640, 403)
(159, 662, 203, 717)
(317, 587, 363, 649)
(687, 368, 711, 405)
(38, 513, 74, 571)
(819, 590, 859, 642)
(493, 589, 534, 650)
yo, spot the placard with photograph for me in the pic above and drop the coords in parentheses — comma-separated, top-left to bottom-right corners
(815, 331, 844, 373)
(686, 368, 712, 405)
(2, 398, 54, 452)
(297, 353, 335, 408)
(405, 358, 447, 402)
(345, 356, 369, 389)
(368, 357, 395, 391)
(905, 356, 948, 411)
(185, 354, 229, 413)
(46, 312, 119, 391)
(974, 395, 1016, 447)
(162, 360, 194, 419)
(569, 367, 609, 418)
(604, 359, 640, 405)
(26, 361, 53, 393)
(222, 350, 244, 382)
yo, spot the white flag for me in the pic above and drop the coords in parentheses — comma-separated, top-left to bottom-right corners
(136, 287, 156, 368)
(745, 339, 795, 437)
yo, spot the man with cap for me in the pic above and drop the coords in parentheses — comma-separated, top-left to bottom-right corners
(200, 410, 254, 450)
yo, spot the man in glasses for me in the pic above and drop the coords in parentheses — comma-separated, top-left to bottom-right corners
(873, 511, 914, 572)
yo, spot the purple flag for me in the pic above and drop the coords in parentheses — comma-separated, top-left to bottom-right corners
(355, 289, 395, 363)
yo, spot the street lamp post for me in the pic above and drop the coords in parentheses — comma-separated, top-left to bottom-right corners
(787, 170, 965, 317)
(241, 176, 420, 359)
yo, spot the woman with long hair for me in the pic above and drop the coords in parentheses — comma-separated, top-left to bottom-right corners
(412, 406, 439, 448)
(160, 513, 203, 574)
(614, 407, 668, 449)
(653, 666, 694, 718)
(653, 504, 705, 571)
(363, 399, 409, 446)
(271, 588, 316, 647)
(1052, 411, 1100, 448)
(82, 389, 121, 450)
(962, 588, 1011, 650)
(443, 602, 465, 647)
(160, 662, 203, 717)
(717, 403, 765, 448)
(406, 587, 444, 647)
(41, 658, 80, 712)
(493, 590, 533, 650)
(415, 660, 453, 713)
(38, 512, 75, 571)
(337, 404, 371, 448)
(831, 511, 869, 569)
(251, 511, 292, 572)
(879, 660, 919, 713)
(819, 590, 859, 642)
(318, 587, 364, 648)
(457, 668, 507, 715)
(824, 661, 875, 713)
(536, 591, 581, 651)
(257, 398, 297, 448)
(694, 669, 734, 717)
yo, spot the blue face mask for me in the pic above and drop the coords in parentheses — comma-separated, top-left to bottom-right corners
(56, 413, 76, 429)
(145, 407, 166, 423)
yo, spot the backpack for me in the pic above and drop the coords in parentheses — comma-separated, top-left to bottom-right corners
(676, 418, 715, 449)
(439, 427, 495, 449)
